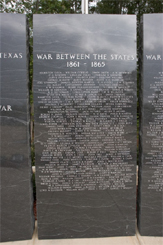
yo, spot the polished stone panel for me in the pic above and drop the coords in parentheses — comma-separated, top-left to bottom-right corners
(33, 14, 137, 239)
(138, 14, 163, 236)
(0, 14, 34, 242)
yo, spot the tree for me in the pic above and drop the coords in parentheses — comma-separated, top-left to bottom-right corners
(94, 0, 163, 15)
(93, 1, 129, 14)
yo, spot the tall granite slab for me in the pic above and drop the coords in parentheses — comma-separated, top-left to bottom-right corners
(0, 14, 34, 242)
(138, 14, 163, 236)
(33, 14, 137, 239)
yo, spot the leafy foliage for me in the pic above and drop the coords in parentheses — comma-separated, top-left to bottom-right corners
(92, 0, 163, 15)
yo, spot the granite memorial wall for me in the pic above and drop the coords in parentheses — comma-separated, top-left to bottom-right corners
(138, 13, 163, 236)
(1, 12, 163, 242)
(33, 14, 137, 239)
(0, 14, 34, 242)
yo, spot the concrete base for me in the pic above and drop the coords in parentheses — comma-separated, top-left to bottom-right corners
(0, 222, 163, 245)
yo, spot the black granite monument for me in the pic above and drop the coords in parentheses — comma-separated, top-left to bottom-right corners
(138, 14, 163, 236)
(33, 14, 137, 239)
(0, 14, 34, 242)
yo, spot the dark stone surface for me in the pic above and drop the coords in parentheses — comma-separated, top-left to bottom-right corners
(33, 14, 137, 239)
(138, 14, 163, 236)
(0, 14, 34, 242)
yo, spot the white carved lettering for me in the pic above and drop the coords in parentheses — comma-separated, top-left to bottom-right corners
(0, 53, 23, 58)
(93, 54, 107, 60)
(146, 55, 162, 60)
(13, 53, 18, 58)
(111, 54, 135, 60)
(56, 54, 90, 60)
(37, 54, 53, 60)
(0, 105, 12, 111)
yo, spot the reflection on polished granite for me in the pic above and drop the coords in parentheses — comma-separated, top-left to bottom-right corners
(33, 14, 137, 239)
(138, 13, 163, 237)
(0, 13, 34, 242)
